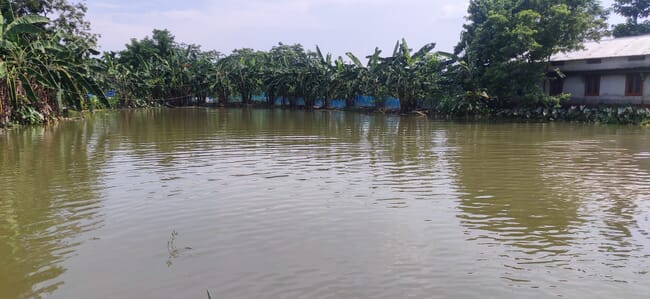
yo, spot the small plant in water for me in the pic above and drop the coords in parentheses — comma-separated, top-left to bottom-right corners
(166, 230, 179, 266)
(168, 230, 179, 255)
(165, 229, 193, 266)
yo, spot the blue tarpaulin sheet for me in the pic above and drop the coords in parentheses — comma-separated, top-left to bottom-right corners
(296, 97, 306, 106)
(229, 95, 243, 102)
(384, 97, 400, 110)
(314, 98, 324, 108)
(252, 93, 267, 102)
(354, 95, 375, 107)
(274, 96, 289, 106)
(329, 99, 346, 109)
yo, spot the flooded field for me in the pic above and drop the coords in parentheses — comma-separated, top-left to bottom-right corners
(1, 108, 649, 298)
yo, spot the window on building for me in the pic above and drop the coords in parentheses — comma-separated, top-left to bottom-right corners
(584, 75, 600, 96)
(550, 79, 564, 96)
(625, 74, 643, 96)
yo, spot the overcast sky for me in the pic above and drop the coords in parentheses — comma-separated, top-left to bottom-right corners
(87, 0, 622, 58)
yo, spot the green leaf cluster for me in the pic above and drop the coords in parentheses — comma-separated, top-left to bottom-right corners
(455, 0, 608, 107)
(611, 0, 650, 37)
(0, 0, 106, 126)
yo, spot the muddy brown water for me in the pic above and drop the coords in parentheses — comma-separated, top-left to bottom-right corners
(1, 108, 650, 298)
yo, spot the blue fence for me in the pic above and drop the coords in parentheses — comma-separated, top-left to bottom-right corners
(218, 94, 408, 109)
(384, 96, 400, 110)
(252, 93, 267, 102)
(354, 95, 375, 107)
(228, 95, 243, 102)
(330, 99, 346, 109)
(295, 97, 306, 106)
(274, 96, 289, 106)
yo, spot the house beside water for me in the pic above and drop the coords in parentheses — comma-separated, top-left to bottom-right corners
(548, 34, 650, 105)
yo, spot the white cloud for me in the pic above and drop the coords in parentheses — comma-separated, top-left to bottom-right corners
(441, 3, 468, 20)
(88, 0, 470, 56)
(91, 2, 122, 9)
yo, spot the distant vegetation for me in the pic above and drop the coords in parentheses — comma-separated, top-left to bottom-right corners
(0, 0, 647, 127)
(102, 30, 450, 113)
(612, 0, 650, 37)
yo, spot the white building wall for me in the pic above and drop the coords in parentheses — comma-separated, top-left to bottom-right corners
(563, 76, 583, 97)
(601, 74, 626, 97)
(561, 73, 650, 105)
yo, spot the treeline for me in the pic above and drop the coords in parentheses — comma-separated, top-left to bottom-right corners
(100, 29, 451, 113)
(0, 0, 646, 126)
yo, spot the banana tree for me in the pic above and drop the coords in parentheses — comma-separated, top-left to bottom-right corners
(261, 43, 309, 107)
(312, 46, 352, 107)
(99, 51, 146, 107)
(210, 53, 233, 106)
(0, 1, 49, 123)
(188, 49, 219, 104)
(220, 48, 265, 105)
(0, 0, 106, 124)
(346, 47, 382, 108)
(376, 39, 440, 112)
(39, 32, 109, 110)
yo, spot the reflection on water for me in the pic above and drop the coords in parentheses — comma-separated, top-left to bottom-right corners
(0, 121, 108, 298)
(453, 124, 650, 290)
(1, 109, 649, 298)
(454, 125, 583, 254)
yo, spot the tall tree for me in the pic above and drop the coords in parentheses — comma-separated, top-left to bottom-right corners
(374, 39, 442, 112)
(611, 0, 650, 37)
(118, 29, 176, 69)
(613, 0, 650, 24)
(455, 0, 608, 107)
(220, 48, 265, 105)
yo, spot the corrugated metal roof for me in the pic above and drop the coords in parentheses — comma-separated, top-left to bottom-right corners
(551, 34, 650, 61)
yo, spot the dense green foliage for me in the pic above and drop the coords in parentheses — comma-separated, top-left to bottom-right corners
(2, 0, 650, 127)
(611, 0, 650, 37)
(612, 20, 650, 37)
(95, 33, 449, 112)
(100, 29, 218, 107)
(613, 0, 650, 24)
(0, 0, 106, 126)
(454, 0, 608, 108)
(437, 104, 650, 125)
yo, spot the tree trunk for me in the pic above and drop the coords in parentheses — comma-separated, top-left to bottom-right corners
(218, 89, 227, 106)
(0, 84, 9, 127)
(346, 97, 354, 108)
(400, 97, 417, 113)
(266, 91, 275, 107)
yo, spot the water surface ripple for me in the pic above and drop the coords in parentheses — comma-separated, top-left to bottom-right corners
(1, 108, 650, 298)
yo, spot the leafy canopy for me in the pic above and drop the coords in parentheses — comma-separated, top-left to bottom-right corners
(455, 0, 608, 106)
(613, 0, 650, 24)
(611, 0, 650, 37)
